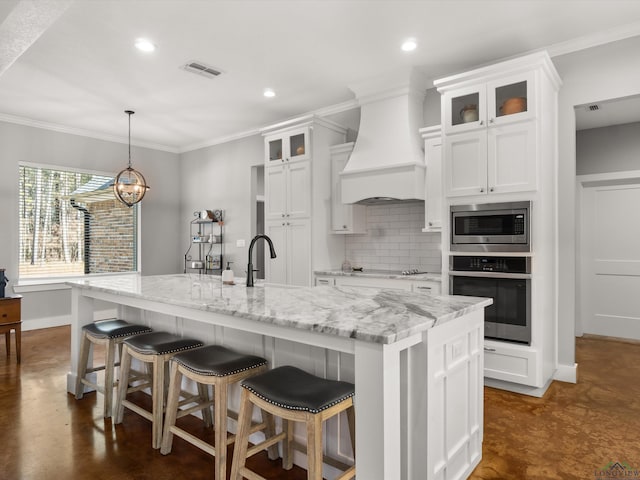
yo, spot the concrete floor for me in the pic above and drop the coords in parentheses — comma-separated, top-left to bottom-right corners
(1, 327, 639, 479)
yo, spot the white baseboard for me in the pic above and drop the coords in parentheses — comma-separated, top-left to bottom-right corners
(484, 377, 552, 398)
(21, 308, 118, 332)
(22, 314, 72, 331)
(554, 363, 578, 383)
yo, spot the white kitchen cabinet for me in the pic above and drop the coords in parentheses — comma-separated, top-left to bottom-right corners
(441, 71, 535, 135)
(412, 280, 441, 296)
(330, 275, 441, 295)
(437, 62, 544, 198)
(483, 340, 539, 387)
(265, 219, 311, 287)
(420, 126, 443, 232)
(265, 160, 311, 220)
(264, 126, 311, 164)
(436, 51, 562, 396)
(335, 276, 412, 291)
(330, 143, 366, 234)
(261, 115, 347, 287)
(314, 276, 335, 286)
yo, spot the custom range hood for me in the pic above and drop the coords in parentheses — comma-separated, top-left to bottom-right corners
(341, 68, 427, 204)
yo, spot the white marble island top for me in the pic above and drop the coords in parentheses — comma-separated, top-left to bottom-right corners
(67, 273, 490, 345)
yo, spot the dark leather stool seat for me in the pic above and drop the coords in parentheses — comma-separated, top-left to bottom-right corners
(160, 345, 271, 480)
(114, 331, 204, 449)
(231, 366, 356, 480)
(173, 344, 267, 376)
(123, 331, 204, 355)
(83, 319, 152, 340)
(241, 365, 354, 413)
(75, 319, 152, 418)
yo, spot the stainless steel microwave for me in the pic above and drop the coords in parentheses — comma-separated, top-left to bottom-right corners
(450, 201, 531, 252)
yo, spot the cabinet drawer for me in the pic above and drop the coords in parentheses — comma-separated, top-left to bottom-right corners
(0, 298, 21, 325)
(484, 342, 538, 386)
(314, 276, 335, 286)
(412, 281, 441, 295)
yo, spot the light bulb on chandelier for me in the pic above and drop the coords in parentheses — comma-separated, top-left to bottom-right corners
(113, 110, 150, 207)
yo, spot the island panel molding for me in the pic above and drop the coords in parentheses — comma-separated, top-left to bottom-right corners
(67, 274, 490, 480)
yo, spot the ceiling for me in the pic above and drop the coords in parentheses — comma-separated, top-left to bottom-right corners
(2, 1, 640, 152)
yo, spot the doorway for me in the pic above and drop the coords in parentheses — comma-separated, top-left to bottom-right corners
(251, 165, 265, 279)
(578, 177, 640, 340)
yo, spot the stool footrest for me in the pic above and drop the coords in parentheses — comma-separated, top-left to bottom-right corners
(121, 399, 153, 422)
(239, 466, 269, 480)
(246, 431, 287, 459)
(175, 399, 214, 419)
(291, 440, 354, 473)
(80, 377, 105, 394)
(168, 425, 218, 457)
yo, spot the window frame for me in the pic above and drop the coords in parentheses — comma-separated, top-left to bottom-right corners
(16, 161, 142, 288)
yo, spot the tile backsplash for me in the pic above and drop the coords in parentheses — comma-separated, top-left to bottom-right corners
(344, 201, 442, 273)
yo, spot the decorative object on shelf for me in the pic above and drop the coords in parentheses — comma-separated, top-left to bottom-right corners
(113, 110, 150, 207)
(296, 146, 305, 155)
(460, 104, 478, 123)
(197, 209, 224, 222)
(500, 97, 527, 115)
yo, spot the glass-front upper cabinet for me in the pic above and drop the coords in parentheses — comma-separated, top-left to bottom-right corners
(265, 127, 311, 164)
(442, 71, 535, 134)
(487, 71, 535, 126)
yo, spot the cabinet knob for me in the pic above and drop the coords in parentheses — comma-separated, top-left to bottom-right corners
(479, 120, 484, 126)
(489, 118, 494, 124)
(282, 214, 285, 217)
(343, 225, 347, 229)
(480, 188, 485, 193)
(490, 187, 494, 192)
(286, 222, 290, 226)
(428, 222, 433, 226)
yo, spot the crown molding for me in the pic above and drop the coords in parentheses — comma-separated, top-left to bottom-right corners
(546, 20, 640, 58)
(179, 98, 358, 153)
(0, 112, 180, 153)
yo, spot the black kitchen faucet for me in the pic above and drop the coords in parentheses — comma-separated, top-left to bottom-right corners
(246, 234, 277, 287)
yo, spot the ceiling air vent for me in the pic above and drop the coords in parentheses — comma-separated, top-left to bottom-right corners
(183, 61, 222, 79)
(587, 104, 600, 111)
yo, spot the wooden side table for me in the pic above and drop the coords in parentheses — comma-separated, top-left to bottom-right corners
(0, 295, 22, 363)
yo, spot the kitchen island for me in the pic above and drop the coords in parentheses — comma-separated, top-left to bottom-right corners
(67, 273, 491, 480)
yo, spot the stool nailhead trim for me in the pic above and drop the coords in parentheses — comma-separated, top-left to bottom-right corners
(176, 359, 267, 377)
(241, 385, 355, 414)
(128, 343, 204, 356)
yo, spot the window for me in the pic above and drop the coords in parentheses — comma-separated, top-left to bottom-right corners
(18, 164, 138, 279)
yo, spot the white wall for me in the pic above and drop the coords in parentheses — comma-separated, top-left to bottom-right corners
(553, 35, 640, 370)
(577, 122, 640, 175)
(0, 121, 181, 329)
(179, 134, 264, 277)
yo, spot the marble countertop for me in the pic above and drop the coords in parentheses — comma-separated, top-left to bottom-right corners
(67, 274, 490, 345)
(314, 269, 441, 282)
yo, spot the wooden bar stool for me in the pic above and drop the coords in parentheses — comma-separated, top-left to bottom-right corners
(160, 345, 274, 480)
(75, 319, 152, 418)
(114, 331, 204, 449)
(230, 365, 356, 480)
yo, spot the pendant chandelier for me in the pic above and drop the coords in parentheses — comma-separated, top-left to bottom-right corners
(113, 110, 150, 207)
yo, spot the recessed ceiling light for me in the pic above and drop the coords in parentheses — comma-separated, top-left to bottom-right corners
(263, 88, 276, 98)
(401, 38, 417, 52)
(135, 38, 156, 53)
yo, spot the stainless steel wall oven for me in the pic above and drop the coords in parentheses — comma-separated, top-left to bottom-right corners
(450, 255, 531, 344)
